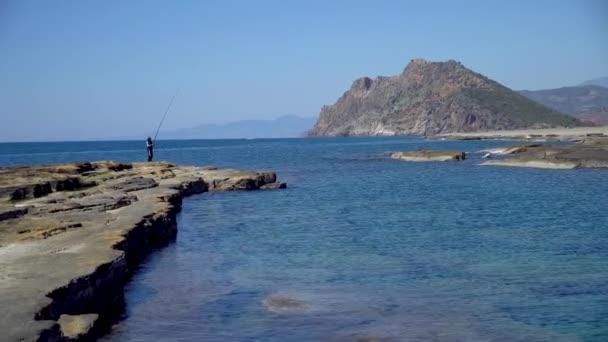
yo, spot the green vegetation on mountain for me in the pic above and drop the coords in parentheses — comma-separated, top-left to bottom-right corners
(309, 59, 585, 136)
(519, 85, 608, 115)
(465, 87, 581, 127)
(518, 85, 608, 125)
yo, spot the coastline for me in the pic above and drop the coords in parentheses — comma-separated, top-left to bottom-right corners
(434, 126, 608, 141)
(0, 161, 285, 341)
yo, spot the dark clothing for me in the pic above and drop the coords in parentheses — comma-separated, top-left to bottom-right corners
(147, 139, 154, 162)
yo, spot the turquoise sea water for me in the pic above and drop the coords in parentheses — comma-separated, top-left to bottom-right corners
(1, 138, 607, 341)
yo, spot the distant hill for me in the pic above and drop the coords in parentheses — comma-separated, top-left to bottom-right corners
(162, 115, 316, 139)
(580, 77, 608, 88)
(519, 85, 608, 115)
(575, 112, 608, 125)
(308, 59, 583, 136)
(518, 85, 608, 125)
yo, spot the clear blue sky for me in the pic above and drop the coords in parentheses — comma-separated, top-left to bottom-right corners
(1, 0, 607, 141)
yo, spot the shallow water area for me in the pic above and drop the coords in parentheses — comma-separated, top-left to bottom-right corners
(1, 137, 607, 341)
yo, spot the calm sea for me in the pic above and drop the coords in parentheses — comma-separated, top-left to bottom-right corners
(1, 138, 607, 341)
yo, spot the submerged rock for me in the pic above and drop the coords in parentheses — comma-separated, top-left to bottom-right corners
(391, 150, 466, 162)
(260, 182, 287, 190)
(263, 294, 310, 313)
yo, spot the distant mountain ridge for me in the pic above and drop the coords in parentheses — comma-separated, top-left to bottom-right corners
(162, 115, 316, 139)
(518, 85, 608, 115)
(308, 59, 583, 136)
(580, 77, 608, 88)
(518, 84, 608, 125)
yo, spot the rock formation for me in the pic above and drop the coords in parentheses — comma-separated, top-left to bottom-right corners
(480, 144, 544, 155)
(391, 150, 465, 162)
(435, 126, 608, 142)
(308, 59, 584, 136)
(481, 137, 608, 169)
(0, 161, 285, 341)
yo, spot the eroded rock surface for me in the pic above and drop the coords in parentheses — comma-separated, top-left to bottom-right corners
(482, 137, 608, 169)
(391, 150, 466, 162)
(435, 126, 608, 141)
(480, 144, 544, 155)
(0, 161, 285, 341)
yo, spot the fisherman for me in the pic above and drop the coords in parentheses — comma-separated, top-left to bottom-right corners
(149, 88, 179, 161)
(146, 137, 154, 162)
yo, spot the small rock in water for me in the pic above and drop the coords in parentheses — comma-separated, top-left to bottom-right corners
(391, 150, 466, 162)
(262, 294, 310, 313)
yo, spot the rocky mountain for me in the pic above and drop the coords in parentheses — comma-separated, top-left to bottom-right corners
(162, 115, 316, 139)
(519, 85, 608, 126)
(308, 59, 584, 136)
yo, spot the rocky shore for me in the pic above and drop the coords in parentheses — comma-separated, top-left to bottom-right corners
(435, 126, 608, 142)
(388, 135, 608, 170)
(481, 137, 608, 169)
(0, 161, 285, 341)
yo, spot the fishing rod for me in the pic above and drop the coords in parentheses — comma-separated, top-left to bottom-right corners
(153, 87, 180, 143)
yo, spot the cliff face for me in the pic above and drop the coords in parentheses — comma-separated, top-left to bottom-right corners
(308, 59, 584, 136)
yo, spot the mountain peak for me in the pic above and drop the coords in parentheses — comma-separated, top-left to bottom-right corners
(309, 59, 583, 136)
(403, 58, 463, 72)
(401, 59, 471, 86)
(409, 58, 430, 65)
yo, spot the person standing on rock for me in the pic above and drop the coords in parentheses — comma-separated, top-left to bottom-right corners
(146, 137, 154, 162)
